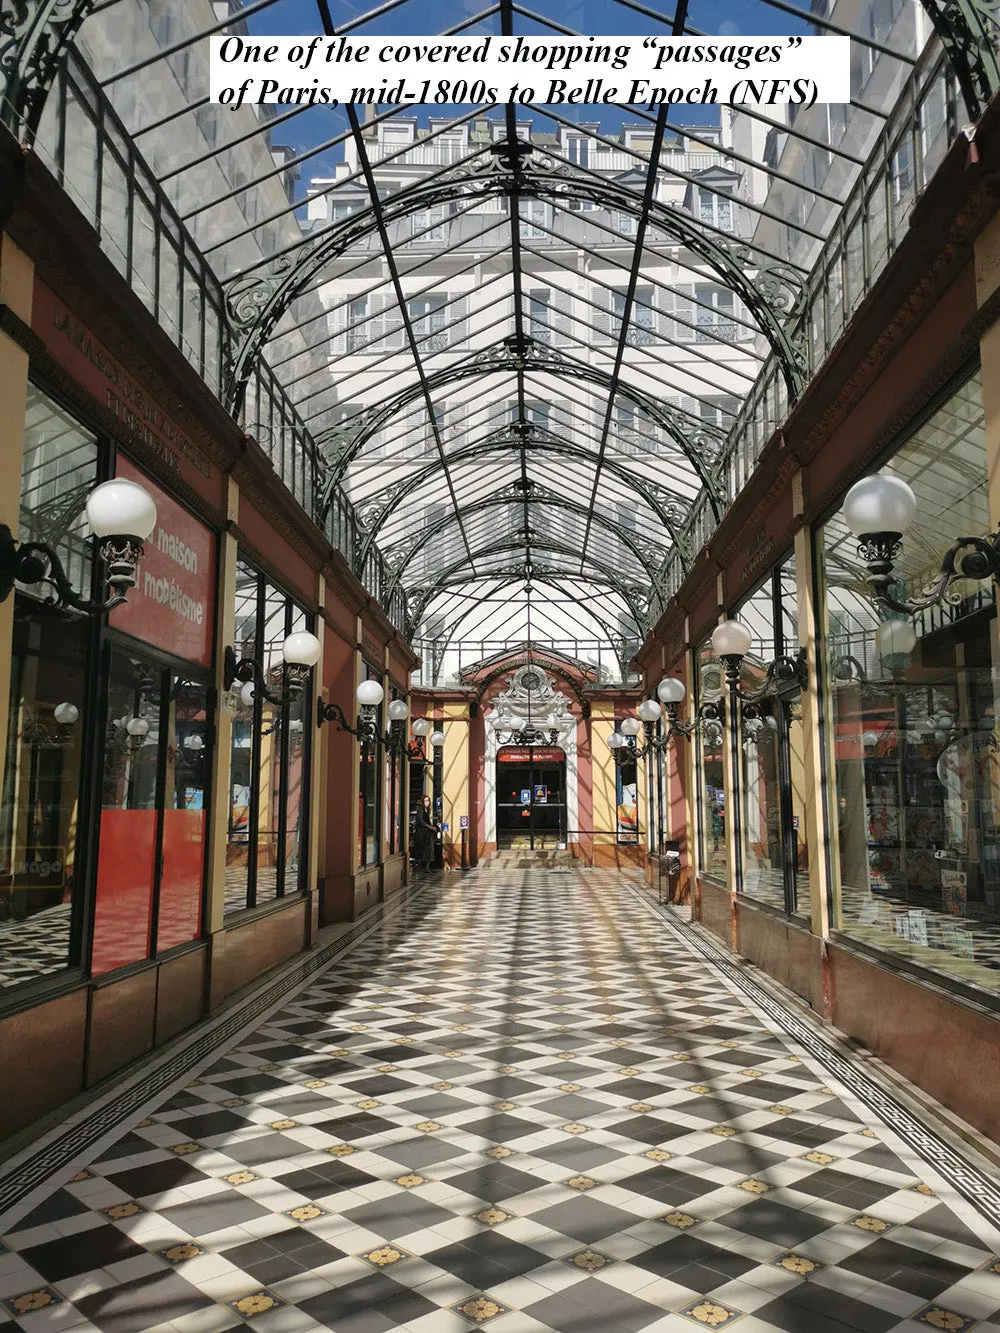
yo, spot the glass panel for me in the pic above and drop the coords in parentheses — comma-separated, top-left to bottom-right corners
(19, 387, 99, 603)
(821, 370, 1000, 996)
(255, 583, 287, 906)
(696, 639, 726, 879)
(0, 608, 88, 989)
(93, 653, 160, 975)
(226, 561, 258, 916)
(158, 677, 208, 952)
(359, 662, 383, 868)
(742, 712, 784, 910)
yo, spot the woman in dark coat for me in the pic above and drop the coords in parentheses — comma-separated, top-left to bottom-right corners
(413, 795, 437, 871)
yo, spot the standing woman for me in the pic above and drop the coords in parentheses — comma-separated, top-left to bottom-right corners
(413, 794, 437, 872)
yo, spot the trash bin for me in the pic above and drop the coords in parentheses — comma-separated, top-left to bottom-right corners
(658, 840, 682, 904)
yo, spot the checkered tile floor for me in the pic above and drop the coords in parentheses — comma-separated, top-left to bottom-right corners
(2, 866, 999, 1333)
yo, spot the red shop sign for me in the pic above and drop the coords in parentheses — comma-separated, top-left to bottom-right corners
(110, 457, 216, 667)
(498, 748, 564, 763)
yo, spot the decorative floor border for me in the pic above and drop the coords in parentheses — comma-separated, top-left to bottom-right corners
(635, 886, 1000, 1234)
(0, 877, 437, 1221)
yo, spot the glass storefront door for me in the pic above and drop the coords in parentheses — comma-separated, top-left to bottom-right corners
(496, 750, 566, 849)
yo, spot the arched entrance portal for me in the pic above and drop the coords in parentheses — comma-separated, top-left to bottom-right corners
(496, 745, 566, 850)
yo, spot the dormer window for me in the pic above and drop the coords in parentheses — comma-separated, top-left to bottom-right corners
(566, 137, 589, 167)
(698, 186, 733, 232)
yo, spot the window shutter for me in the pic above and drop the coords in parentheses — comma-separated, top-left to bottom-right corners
(450, 295, 468, 349)
(552, 290, 571, 344)
(593, 288, 612, 343)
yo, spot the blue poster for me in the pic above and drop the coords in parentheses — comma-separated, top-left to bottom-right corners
(534, 785, 548, 803)
(520, 789, 531, 804)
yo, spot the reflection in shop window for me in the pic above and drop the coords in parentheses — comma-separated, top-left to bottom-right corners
(696, 642, 727, 879)
(225, 560, 311, 915)
(819, 368, 1000, 996)
(735, 556, 808, 917)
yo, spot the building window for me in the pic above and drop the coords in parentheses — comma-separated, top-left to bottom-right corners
(413, 205, 448, 242)
(566, 137, 589, 166)
(695, 285, 738, 343)
(819, 368, 1000, 998)
(520, 200, 547, 239)
(612, 287, 655, 344)
(226, 560, 311, 914)
(409, 294, 448, 350)
(698, 187, 733, 232)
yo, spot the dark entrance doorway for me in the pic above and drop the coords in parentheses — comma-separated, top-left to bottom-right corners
(496, 746, 566, 849)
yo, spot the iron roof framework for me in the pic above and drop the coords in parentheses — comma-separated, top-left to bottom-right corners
(2, 0, 998, 670)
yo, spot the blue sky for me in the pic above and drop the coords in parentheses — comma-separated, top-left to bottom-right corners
(243, 0, 818, 190)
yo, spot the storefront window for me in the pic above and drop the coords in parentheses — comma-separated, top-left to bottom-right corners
(614, 724, 638, 843)
(359, 662, 383, 868)
(0, 386, 99, 991)
(735, 557, 808, 916)
(226, 560, 311, 913)
(696, 640, 727, 878)
(388, 686, 406, 855)
(819, 368, 1000, 996)
(0, 608, 90, 989)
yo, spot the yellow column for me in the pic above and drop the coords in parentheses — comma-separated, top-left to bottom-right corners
(205, 477, 238, 934)
(793, 471, 836, 937)
(440, 701, 469, 867)
(590, 699, 618, 865)
(0, 235, 33, 777)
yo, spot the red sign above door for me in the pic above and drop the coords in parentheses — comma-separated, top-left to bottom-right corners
(498, 748, 564, 763)
(110, 456, 216, 667)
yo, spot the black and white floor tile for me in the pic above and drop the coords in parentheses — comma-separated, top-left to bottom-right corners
(1, 865, 999, 1333)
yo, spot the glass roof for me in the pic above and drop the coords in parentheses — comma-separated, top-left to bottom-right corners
(7, 0, 996, 680)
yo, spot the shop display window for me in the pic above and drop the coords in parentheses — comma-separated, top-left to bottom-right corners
(819, 368, 1000, 996)
(695, 639, 727, 879)
(359, 662, 383, 868)
(226, 560, 311, 913)
(734, 556, 809, 917)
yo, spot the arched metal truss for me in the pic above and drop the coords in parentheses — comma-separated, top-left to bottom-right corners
(222, 143, 809, 410)
(422, 579, 629, 680)
(404, 537, 652, 636)
(354, 426, 695, 571)
(381, 480, 673, 598)
(318, 336, 728, 518)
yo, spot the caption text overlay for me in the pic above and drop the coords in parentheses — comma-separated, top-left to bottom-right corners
(209, 35, 850, 109)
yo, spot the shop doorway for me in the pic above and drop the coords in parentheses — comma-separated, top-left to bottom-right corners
(496, 746, 566, 850)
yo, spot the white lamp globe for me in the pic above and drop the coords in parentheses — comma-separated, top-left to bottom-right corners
(429, 730, 446, 747)
(712, 619, 753, 659)
(126, 716, 149, 737)
(862, 730, 879, 749)
(357, 679, 385, 707)
(637, 699, 662, 723)
(53, 702, 79, 725)
(842, 474, 917, 539)
(240, 680, 256, 707)
(936, 713, 954, 731)
(412, 717, 432, 737)
(86, 479, 157, 541)
(282, 631, 321, 668)
(620, 716, 641, 736)
(388, 699, 409, 722)
(607, 731, 624, 749)
(657, 677, 686, 705)
(185, 734, 205, 751)
(876, 619, 916, 657)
